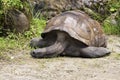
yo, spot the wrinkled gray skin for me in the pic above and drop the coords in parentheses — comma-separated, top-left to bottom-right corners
(30, 31, 110, 58)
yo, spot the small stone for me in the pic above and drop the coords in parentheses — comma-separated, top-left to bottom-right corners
(11, 56, 14, 59)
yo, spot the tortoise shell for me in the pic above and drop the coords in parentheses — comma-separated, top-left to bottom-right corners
(41, 10, 106, 47)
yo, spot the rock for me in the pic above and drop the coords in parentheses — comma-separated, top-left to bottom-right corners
(29, 0, 109, 19)
(4, 9, 30, 33)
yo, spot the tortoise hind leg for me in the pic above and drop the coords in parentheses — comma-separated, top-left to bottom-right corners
(80, 47, 111, 58)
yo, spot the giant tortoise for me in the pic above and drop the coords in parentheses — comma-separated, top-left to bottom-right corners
(30, 10, 110, 58)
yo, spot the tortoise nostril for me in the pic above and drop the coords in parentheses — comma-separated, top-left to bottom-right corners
(31, 51, 38, 58)
(32, 51, 35, 55)
(31, 51, 36, 56)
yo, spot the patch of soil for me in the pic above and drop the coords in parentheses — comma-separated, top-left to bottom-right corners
(0, 36, 120, 80)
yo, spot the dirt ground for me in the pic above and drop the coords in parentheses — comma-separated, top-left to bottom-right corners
(0, 35, 120, 80)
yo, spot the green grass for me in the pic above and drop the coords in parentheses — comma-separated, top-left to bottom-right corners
(103, 19, 120, 35)
(0, 18, 46, 60)
(102, 8, 120, 35)
(103, 24, 120, 35)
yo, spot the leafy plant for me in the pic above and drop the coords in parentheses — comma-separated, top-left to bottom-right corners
(103, 22, 119, 35)
(103, 16, 120, 35)
(102, 0, 120, 35)
(3, 0, 23, 10)
(108, 0, 120, 12)
(24, 18, 46, 39)
(0, 18, 46, 60)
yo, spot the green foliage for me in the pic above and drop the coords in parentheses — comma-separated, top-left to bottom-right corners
(108, 0, 120, 12)
(0, 18, 46, 60)
(2, 0, 23, 10)
(24, 18, 46, 39)
(102, 0, 120, 35)
(103, 21, 120, 35)
(0, 0, 24, 17)
(103, 16, 120, 35)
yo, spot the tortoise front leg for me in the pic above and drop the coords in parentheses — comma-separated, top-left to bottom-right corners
(30, 41, 66, 58)
(30, 31, 67, 58)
